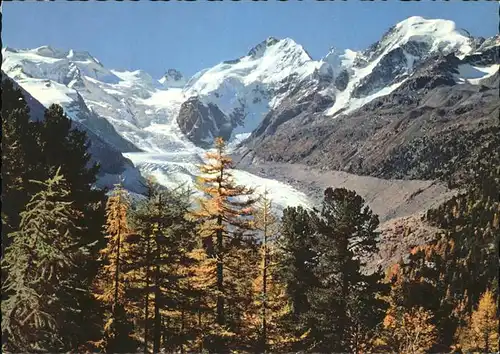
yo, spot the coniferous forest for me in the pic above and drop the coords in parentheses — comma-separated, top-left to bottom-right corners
(1, 78, 499, 353)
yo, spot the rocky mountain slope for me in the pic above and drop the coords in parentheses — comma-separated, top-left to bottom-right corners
(2, 16, 498, 219)
(238, 18, 499, 185)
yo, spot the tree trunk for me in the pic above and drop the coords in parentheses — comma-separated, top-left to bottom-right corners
(153, 263, 161, 353)
(162, 316, 169, 352)
(113, 207, 122, 318)
(180, 306, 185, 354)
(261, 218, 268, 353)
(153, 194, 163, 354)
(198, 293, 202, 327)
(216, 217, 224, 326)
(338, 236, 349, 352)
(216, 163, 225, 327)
(144, 234, 151, 354)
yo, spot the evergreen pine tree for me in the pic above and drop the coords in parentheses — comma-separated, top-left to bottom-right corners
(37, 105, 106, 281)
(1, 79, 37, 246)
(1, 89, 106, 348)
(1, 82, 105, 256)
(1, 169, 91, 352)
(306, 187, 388, 353)
(275, 206, 319, 350)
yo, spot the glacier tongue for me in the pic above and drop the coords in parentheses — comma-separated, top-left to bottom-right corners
(124, 149, 312, 215)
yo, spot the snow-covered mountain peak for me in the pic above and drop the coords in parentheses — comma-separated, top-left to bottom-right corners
(25, 45, 102, 65)
(320, 17, 481, 117)
(159, 68, 187, 88)
(3, 46, 121, 85)
(395, 16, 465, 35)
(30, 45, 69, 59)
(322, 47, 359, 72)
(66, 49, 102, 64)
(177, 35, 322, 138)
(378, 16, 473, 59)
(185, 36, 317, 95)
(244, 36, 312, 63)
(247, 36, 280, 58)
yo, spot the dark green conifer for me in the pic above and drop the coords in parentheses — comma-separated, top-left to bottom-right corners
(128, 180, 197, 353)
(306, 188, 388, 353)
(1, 79, 36, 244)
(275, 206, 319, 350)
(39, 104, 107, 346)
(1, 169, 90, 352)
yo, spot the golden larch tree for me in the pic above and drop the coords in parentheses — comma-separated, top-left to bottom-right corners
(457, 289, 499, 352)
(376, 305, 437, 354)
(253, 190, 279, 352)
(93, 183, 136, 352)
(190, 137, 258, 348)
(183, 248, 239, 352)
(243, 191, 302, 352)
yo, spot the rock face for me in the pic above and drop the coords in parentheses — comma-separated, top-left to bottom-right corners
(334, 69, 349, 91)
(464, 34, 500, 66)
(351, 47, 409, 98)
(176, 97, 232, 145)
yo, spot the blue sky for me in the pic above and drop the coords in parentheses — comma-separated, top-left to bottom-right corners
(3, 0, 498, 79)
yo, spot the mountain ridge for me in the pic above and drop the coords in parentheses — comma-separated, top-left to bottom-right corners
(2, 15, 498, 216)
